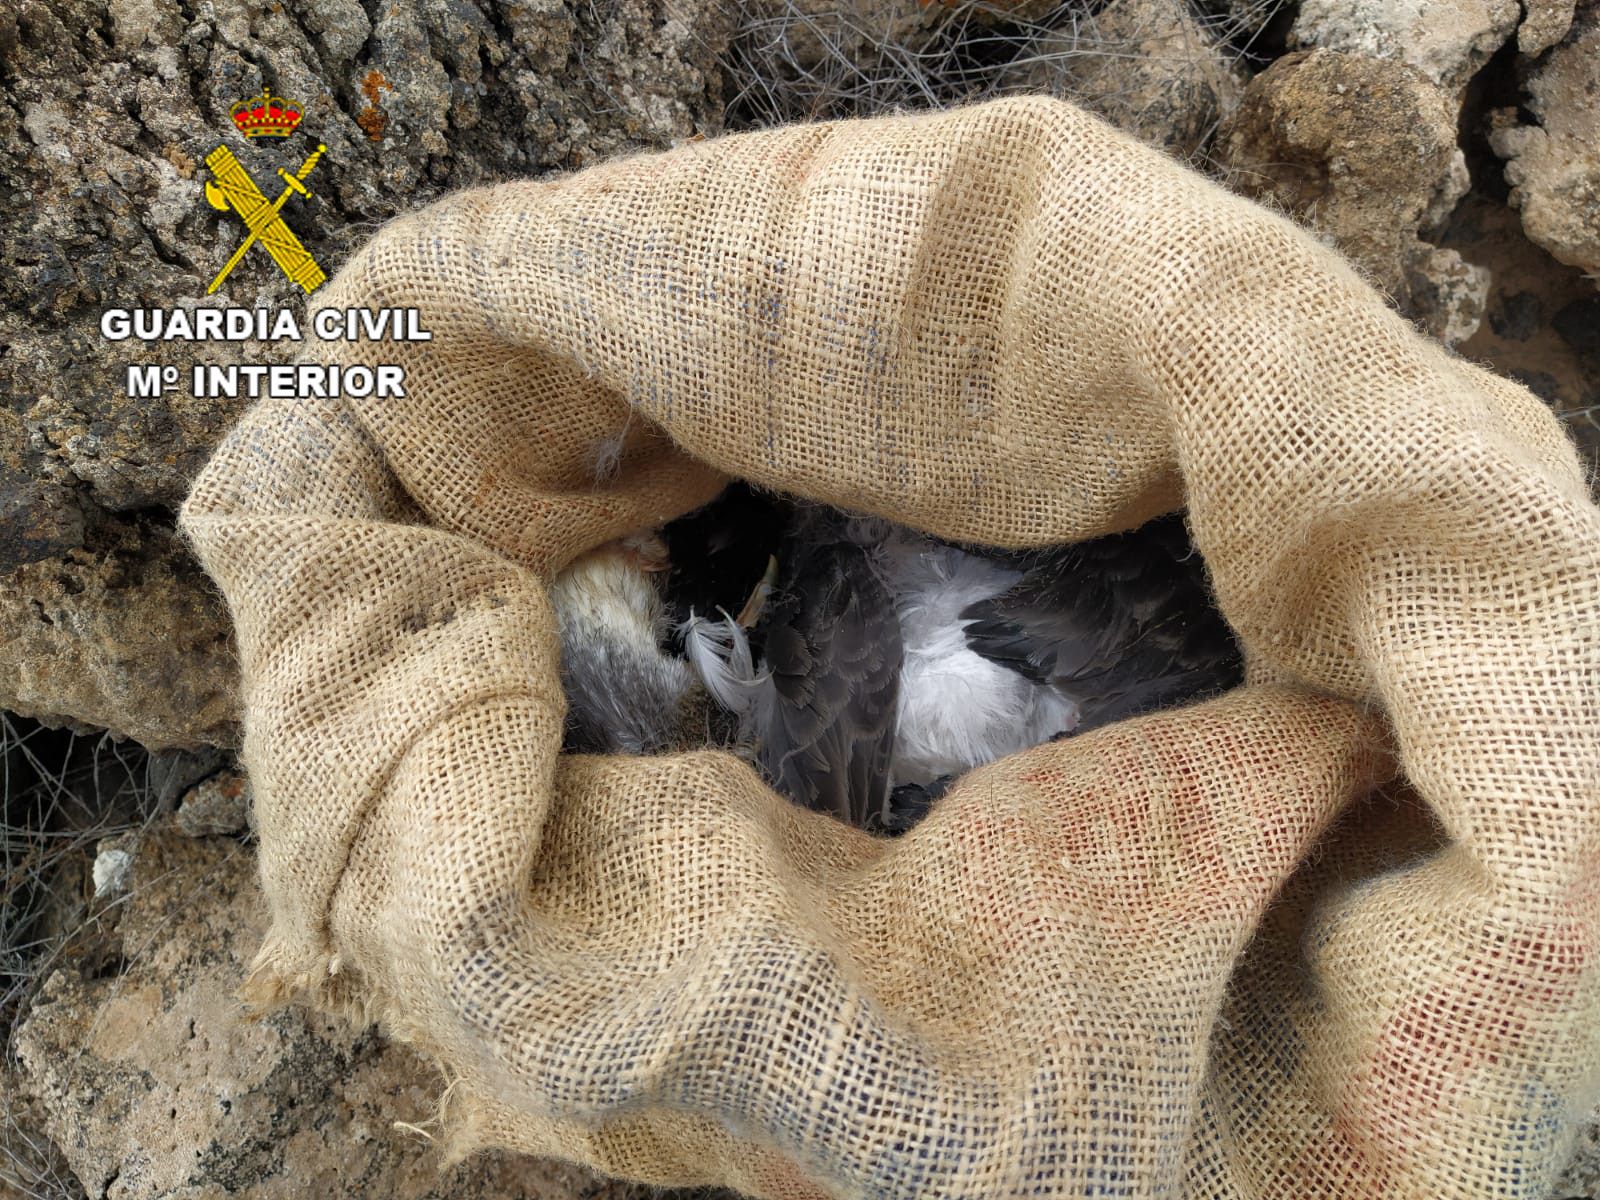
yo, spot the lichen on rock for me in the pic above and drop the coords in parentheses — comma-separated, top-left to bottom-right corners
(0, 0, 737, 748)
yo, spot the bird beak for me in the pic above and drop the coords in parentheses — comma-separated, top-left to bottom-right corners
(736, 554, 779, 628)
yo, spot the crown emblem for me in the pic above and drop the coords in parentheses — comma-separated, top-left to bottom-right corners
(229, 88, 303, 138)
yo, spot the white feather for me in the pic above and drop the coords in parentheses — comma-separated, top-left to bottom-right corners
(680, 612, 774, 741)
(679, 524, 1084, 795)
(883, 534, 1080, 786)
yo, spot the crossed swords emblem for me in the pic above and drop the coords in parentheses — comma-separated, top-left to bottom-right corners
(203, 142, 327, 294)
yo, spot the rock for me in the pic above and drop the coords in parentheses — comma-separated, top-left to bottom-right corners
(0, 0, 734, 746)
(1008, 0, 1245, 160)
(0, 1061, 83, 1200)
(1488, 8, 1600, 276)
(9, 824, 663, 1200)
(1290, 0, 1519, 90)
(1443, 193, 1600, 471)
(0, 410, 85, 568)
(1518, 0, 1578, 54)
(1403, 246, 1491, 348)
(176, 770, 252, 838)
(0, 515, 238, 750)
(1217, 49, 1485, 345)
(1217, 49, 1455, 285)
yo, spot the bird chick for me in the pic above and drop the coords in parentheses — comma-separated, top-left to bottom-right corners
(682, 496, 1242, 833)
(547, 532, 705, 755)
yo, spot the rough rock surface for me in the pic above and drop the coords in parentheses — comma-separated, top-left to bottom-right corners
(0, 517, 237, 749)
(0, 0, 735, 746)
(176, 769, 252, 838)
(1445, 194, 1600, 471)
(0, 1080, 82, 1200)
(1488, 7, 1600, 276)
(1010, 0, 1245, 160)
(1290, 0, 1520, 90)
(1517, 0, 1579, 53)
(8, 824, 663, 1200)
(1217, 48, 1486, 345)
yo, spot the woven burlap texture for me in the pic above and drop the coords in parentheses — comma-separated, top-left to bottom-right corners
(180, 97, 1599, 1199)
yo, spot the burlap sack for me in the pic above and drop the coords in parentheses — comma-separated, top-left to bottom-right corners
(179, 98, 1600, 1198)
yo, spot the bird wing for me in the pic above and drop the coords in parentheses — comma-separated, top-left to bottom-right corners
(759, 507, 903, 828)
(959, 513, 1241, 732)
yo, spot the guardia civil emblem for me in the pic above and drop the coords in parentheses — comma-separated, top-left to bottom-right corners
(204, 88, 327, 295)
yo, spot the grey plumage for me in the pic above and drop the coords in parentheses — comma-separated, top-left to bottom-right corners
(742, 508, 903, 826)
(959, 513, 1241, 734)
(548, 536, 702, 756)
(549, 490, 1242, 835)
(683, 498, 1241, 832)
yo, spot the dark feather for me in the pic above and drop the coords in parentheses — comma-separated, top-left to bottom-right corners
(959, 513, 1241, 732)
(660, 482, 785, 638)
(874, 775, 953, 836)
(757, 507, 904, 827)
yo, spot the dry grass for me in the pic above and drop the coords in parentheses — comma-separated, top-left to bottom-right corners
(1, 714, 217, 1199)
(722, 0, 1289, 130)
